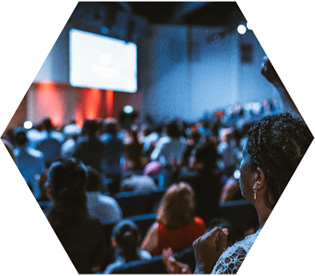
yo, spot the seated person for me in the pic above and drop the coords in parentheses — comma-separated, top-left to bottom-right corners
(178, 142, 222, 224)
(140, 183, 206, 256)
(120, 174, 157, 193)
(162, 113, 313, 274)
(85, 166, 122, 222)
(123, 127, 144, 172)
(104, 219, 151, 273)
(100, 118, 124, 178)
(72, 119, 105, 172)
(36, 117, 63, 166)
(46, 158, 107, 274)
(13, 126, 46, 199)
(150, 120, 186, 167)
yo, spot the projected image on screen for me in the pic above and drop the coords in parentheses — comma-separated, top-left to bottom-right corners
(69, 29, 137, 93)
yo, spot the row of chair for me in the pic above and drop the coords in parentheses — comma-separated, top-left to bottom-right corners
(219, 199, 258, 233)
(102, 200, 258, 273)
(37, 188, 166, 218)
(114, 189, 165, 218)
(100, 199, 258, 252)
(109, 246, 195, 274)
(39, 197, 258, 240)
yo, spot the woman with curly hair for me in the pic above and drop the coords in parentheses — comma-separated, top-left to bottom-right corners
(46, 158, 107, 274)
(164, 113, 313, 274)
(140, 182, 206, 256)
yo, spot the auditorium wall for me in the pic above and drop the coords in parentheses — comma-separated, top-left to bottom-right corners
(140, 25, 278, 122)
(10, 21, 278, 128)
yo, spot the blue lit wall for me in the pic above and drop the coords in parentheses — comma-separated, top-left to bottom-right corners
(34, 23, 278, 123)
(139, 25, 278, 122)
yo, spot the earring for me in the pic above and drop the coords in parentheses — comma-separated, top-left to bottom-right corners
(253, 189, 257, 200)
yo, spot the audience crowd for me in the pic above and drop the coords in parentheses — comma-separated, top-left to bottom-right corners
(1, 57, 313, 274)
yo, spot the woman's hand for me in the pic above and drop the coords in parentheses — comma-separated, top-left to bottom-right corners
(193, 227, 228, 274)
(162, 247, 192, 274)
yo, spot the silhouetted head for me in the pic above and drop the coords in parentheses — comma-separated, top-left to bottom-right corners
(13, 127, 28, 146)
(47, 158, 88, 226)
(112, 219, 141, 262)
(42, 117, 53, 131)
(82, 119, 97, 136)
(166, 121, 181, 139)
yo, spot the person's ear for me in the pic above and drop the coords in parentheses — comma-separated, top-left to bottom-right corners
(111, 238, 117, 247)
(46, 185, 52, 201)
(253, 167, 266, 192)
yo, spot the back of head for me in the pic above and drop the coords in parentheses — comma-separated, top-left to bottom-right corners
(104, 117, 118, 134)
(245, 113, 313, 208)
(43, 117, 53, 131)
(13, 127, 28, 146)
(157, 182, 195, 228)
(166, 121, 181, 139)
(112, 219, 141, 262)
(193, 141, 219, 170)
(47, 158, 88, 227)
(83, 119, 97, 136)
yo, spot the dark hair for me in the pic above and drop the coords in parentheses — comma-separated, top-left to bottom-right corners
(112, 220, 141, 262)
(166, 121, 181, 139)
(193, 141, 219, 170)
(83, 119, 97, 136)
(244, 113, 313, 208)
(13, 127, 28, 146)
(43, 117, 53, 130)
(104, 118, 118, 134)
(47, 158, 88, 228)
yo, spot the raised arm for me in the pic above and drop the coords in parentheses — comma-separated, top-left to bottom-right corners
(140, 222, 158, 254)
(261, 56, 301, 118)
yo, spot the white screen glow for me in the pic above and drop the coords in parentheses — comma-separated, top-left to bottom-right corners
(69, 29, 137, 93)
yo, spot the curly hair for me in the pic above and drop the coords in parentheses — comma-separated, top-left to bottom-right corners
(157, 182, 195, 228)
(244, 113, 313, 208)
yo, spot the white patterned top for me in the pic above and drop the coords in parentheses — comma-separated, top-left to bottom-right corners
(211, 229, 261, 274)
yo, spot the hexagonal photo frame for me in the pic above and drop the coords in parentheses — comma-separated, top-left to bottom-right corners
(1, 2, 313, 275)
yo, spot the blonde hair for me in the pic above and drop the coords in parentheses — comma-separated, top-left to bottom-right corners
(157, 182, 195, 228)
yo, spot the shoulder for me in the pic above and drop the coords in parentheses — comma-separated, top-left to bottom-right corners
(157, 136, 171, 145)
(75, 137, 88, 146)
(143, 222, 159, 239)
(27, 148, 44, 158)
(192, 217, 206, 231)
(140, 222, 159, 253)
(139, 249, 152, 260)
(98, 194, 120, 207)
(104, 258, 125, 274)
(150, 221, 159, 232)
